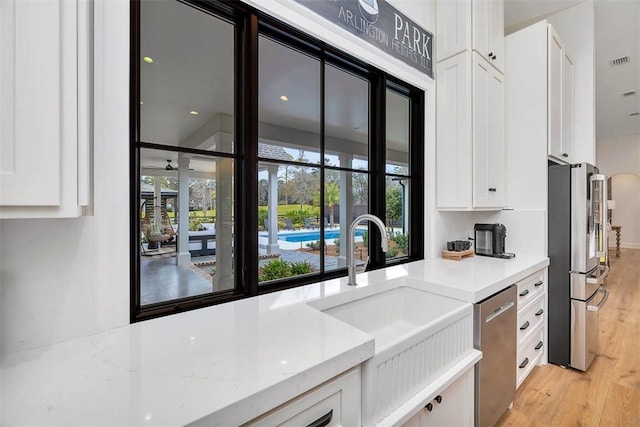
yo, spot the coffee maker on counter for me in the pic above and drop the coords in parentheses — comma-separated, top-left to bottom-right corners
(474, 223, 515, 259)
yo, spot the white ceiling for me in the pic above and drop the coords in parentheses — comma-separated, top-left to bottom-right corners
(139, 0, 409, 168)
(505, 0, 640, 139)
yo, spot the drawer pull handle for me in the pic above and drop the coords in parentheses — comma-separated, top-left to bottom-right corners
(535, 309, 544, 316)
(535, 341, 543, 350)
(520, 321, 530, 330)
(306, 409, 333, 427)
(519, 289, 529, 297)
(534, 280, 543, 287)
(519, 357, 529, 369)
(426, 402, 434, 412)
(435, 395, 443, 404)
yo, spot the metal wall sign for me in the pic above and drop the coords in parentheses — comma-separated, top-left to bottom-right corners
(293, 0, 433, 78)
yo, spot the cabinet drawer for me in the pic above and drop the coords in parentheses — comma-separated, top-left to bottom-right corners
(517, 294, 545, 347)
(516, 326, 544, 388)
(244, 367, 360, 427)
(516, 271, 545, 308)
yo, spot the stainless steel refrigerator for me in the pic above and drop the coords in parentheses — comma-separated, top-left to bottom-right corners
(548, 162, 610, 371)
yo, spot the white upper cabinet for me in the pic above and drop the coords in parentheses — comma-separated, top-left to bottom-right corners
(0, 0, 92, 218)
(472, 53, 505, 208)
(436, 0, 505, 209)
(437, 0, 504, 73)
(547, 25, 574, 164)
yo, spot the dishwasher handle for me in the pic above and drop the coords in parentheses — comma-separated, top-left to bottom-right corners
(485, 300, 515, 323)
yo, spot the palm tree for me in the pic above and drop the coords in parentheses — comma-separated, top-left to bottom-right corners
(325, 182, 340, 228)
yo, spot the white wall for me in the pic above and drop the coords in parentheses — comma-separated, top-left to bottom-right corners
(596, 133, 640, 177)
(597, 133, 640, 248)
(548, 0, 596, 164)
(0, 0, 130, 355)
(0, 0, 438, 355)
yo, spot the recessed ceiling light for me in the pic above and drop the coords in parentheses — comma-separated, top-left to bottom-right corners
(279, 95, 289, 102)
(189, 110, 199, 115)
(143, 56, 154, 64)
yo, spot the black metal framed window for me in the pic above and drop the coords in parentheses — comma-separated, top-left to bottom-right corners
(131, 0, 424, 321)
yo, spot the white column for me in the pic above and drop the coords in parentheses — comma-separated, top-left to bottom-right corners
(267, 165, 280, 254)
(153, 178, 161, 207)
(338, 155, 353, 268)
(176, 155, 191, 266)
(213, 157, 234, 291)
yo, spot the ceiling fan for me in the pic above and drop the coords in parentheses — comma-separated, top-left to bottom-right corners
(142, 159, 197, 172)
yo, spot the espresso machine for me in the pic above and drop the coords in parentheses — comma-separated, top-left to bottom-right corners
(474, 223, 515, 259)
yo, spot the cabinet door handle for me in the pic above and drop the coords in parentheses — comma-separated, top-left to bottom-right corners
(306, 410, 333, 427)
(534, 280, 543, 287)
(519, 357, 529, 369)
(489, 51, 494, 58)
(493, 54, 497, 60)
(562, 153, 569, 158)
(435, 395, 443, 404)
(520, 321, 530, 330)
(519, 289, 529, 297)
(535, 308, 544, 316)
(425, 402, 434, 412)
(535, 341, 544, 350)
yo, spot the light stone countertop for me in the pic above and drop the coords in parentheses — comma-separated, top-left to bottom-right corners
(0, 255, 548, 426)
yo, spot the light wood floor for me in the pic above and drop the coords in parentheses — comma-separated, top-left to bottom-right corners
(497, 248, 640, 427)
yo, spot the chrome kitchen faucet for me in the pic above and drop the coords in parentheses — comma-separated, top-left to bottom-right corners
(347, 214, 388, 286)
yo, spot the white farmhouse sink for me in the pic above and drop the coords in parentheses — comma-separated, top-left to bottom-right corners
(308, 278, 474, 426)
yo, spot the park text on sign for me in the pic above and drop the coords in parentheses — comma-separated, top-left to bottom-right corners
(294, 0, 433, 78)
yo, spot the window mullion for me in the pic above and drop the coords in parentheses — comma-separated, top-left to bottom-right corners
(369, 73, 387, 269)
(240, 12, 260, 296)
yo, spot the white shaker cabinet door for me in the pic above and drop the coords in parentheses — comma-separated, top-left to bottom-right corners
(436, 53, 473, 209)
(472, 53, 504, 208)
(547, 25, 564, 161)
(562, 52, 574, 163)
(0, 0, 91, 217)
(1, 0, 63, 206)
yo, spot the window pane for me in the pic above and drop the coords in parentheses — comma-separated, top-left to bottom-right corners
(258, 164, 321, 284)
(140, 1, 235, 153)
(324, 171, 369, 272)
(386, 177, 410, 260)
(140, 148, 234, 306)
(259, 36, 321, 164)
(386, 89, 410, 174)
(325, 64, 369, 170)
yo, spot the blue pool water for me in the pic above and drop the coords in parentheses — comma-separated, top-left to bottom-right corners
(279, 229, 365, 243)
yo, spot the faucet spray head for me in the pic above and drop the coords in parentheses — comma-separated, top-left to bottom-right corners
(381, 239, 389, 252)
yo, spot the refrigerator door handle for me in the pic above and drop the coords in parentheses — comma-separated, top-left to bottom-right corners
(590, 174, 608, 258)
(586, 265, 610, 287)
(587, 288, 609, 312)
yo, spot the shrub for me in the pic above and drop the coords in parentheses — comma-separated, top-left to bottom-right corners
(306, 240, 322, 251)
(290, 261, 312, 276)
(333, 238, 340, 254)
(385, 246, 400, 258)
(392, 234, 409, 254)
(259, 259, 314, 281)
(259, 259, 291, 282)
(362, 230, 368, 247)
(258, 209, 269, 229)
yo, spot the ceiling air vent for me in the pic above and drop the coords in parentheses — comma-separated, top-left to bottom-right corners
(621, 90, 637, 97)
(610, 55, 630, 66)
(630, 112, 640, 117)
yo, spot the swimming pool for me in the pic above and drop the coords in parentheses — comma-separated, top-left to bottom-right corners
(277, 229, 365, 243)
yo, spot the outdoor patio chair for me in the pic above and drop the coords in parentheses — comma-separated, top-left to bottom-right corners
(284, 218, 296, 231)
(304, 218, 318, 229)
(141, 206, 176, 245)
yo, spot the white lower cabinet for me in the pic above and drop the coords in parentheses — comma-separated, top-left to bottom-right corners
(403, 367, 474, 427)
(243, 367, 360, 427)
(515, 268, 547, 388)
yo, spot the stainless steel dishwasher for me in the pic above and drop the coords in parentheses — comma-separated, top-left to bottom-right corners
(474, 285, 517, 427)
